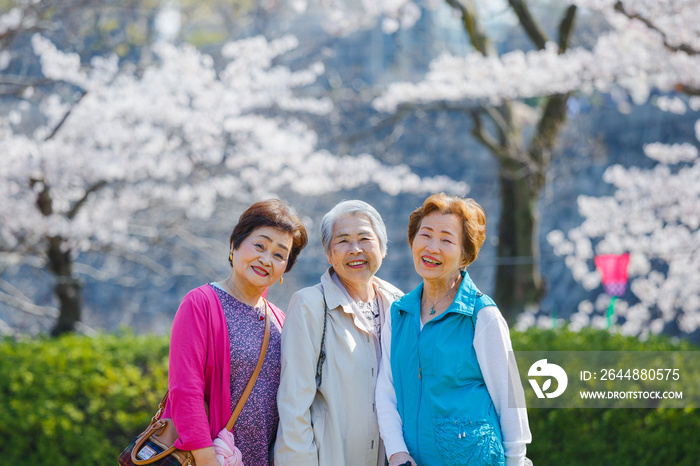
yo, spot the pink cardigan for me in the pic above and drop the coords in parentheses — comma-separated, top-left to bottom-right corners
(162, 284, 285, 451)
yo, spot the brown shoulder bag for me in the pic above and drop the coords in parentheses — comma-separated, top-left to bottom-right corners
(118, 300, 271, 466)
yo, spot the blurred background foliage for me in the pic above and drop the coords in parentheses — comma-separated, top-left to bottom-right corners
(2, 0, 698, 340)
(0, 328, 697, 465)
(0, 331, 168, 465)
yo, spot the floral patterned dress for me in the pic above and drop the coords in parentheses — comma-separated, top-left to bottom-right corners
(212, 284, 283, 466)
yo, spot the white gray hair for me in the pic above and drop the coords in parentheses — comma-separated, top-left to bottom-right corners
(320, 200, 388, 257)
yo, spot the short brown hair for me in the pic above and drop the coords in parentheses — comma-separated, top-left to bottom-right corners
(229, 199, 308, 272)
(407, 193, 486, 267)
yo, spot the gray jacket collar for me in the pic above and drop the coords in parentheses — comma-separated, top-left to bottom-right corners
(319, 267, 403, 327)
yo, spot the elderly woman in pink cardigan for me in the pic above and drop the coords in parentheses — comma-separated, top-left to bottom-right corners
(162, 200, 307, 466)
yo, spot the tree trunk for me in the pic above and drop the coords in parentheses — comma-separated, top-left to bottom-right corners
(47, 236, 82, 336)
(493, 171, 545, 323)
(31, 176, 87, 337)
(451, 1, 576, 322)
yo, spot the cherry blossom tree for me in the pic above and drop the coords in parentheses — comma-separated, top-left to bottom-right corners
(0, 30, 465, 336)
(287, 0, 700, 320)
(544, 98, 700, 339)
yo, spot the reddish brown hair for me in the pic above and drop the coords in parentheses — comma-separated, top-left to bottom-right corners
(407, 193, 486, 267)
(229, 199, 308, 272)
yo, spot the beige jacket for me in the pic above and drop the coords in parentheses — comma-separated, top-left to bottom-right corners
(274, 268, 403, 466)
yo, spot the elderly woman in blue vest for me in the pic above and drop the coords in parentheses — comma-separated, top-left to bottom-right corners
(376, 193, 531, 466)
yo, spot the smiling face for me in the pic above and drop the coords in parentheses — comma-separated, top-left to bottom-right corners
(230, 226, 294, 292)
(327, 214, 384, 290)
(411, 212, 466, 284)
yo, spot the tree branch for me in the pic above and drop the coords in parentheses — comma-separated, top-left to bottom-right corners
(676, 84, 700, 96)
(30, 176, 53, 216)
(337, 100, 479, 148)
(0, 77, 55, 97)
(558, 5, 578, 53)
(527, 93, 570, 186)
(508, 0, 548, 50)
(482, 105, 511, 140)
(44, 90, 87, 141)
(614, 1, 699, 56)
(0, 317, 17, 336)
(470, 109, 507, 162)
(67, 180, 108, 220)
(444, 0, 496, 56)
(0, 279, 58, 318)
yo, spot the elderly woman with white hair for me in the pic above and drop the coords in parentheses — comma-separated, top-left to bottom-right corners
(274, 200, 403, 466)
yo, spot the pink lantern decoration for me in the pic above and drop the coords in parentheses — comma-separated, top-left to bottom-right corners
(594, 253, 630, 297)
(594, 253, 630, 329)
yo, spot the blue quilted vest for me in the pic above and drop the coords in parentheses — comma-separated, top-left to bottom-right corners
(390, 271, 505, 465)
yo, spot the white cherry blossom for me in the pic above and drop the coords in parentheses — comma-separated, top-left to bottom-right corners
(545, 114, 700, 338)
(0, 33, 465, 334)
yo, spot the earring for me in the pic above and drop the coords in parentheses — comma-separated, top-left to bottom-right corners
(280, 276, 284, 285)
(229, 250, 233, 261)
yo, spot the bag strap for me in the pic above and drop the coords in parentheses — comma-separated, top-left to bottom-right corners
(315, 290, 328, 389)
(154, 298, 270, 432)
(225, 299, 270, 430)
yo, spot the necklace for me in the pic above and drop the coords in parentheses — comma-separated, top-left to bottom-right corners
(425, 277, 461, 315)
(224, 276, 259, 308)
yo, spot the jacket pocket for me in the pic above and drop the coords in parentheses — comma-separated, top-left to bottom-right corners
(432, 418, 505, 466)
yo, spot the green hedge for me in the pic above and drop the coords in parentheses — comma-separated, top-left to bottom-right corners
(512, 328, 699, 466)
(0, 328, 697, 465)
(0, 332, 169, 465)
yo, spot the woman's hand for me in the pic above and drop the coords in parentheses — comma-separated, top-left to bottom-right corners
(191, 446, 219, 466)
(389, 451, 417, 466)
